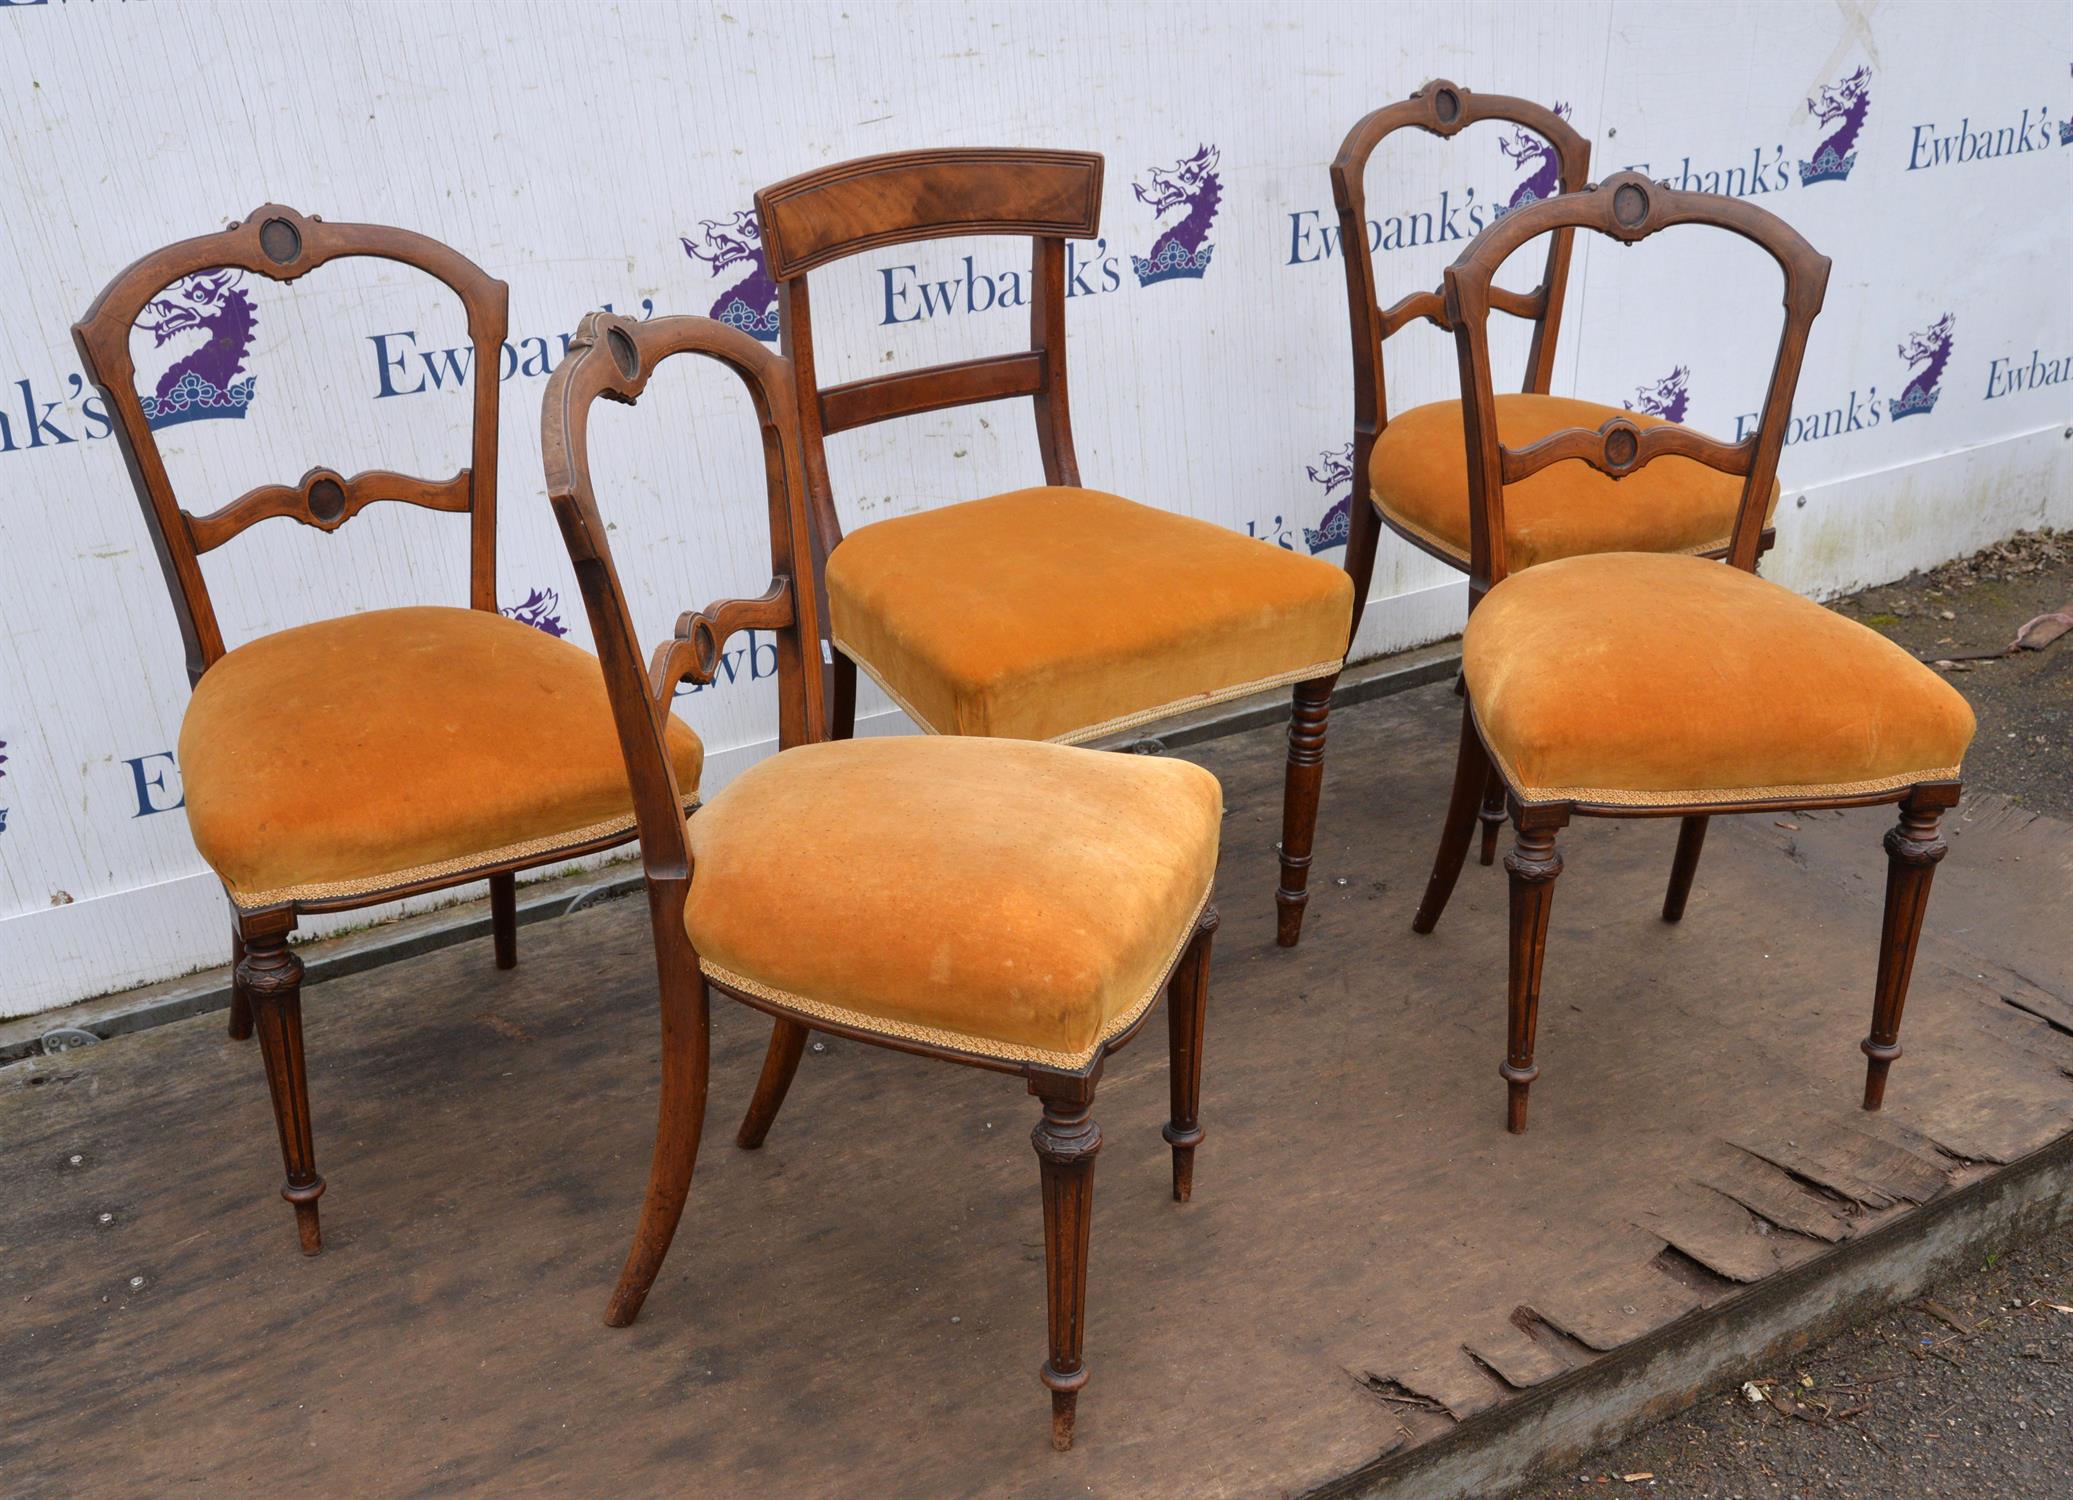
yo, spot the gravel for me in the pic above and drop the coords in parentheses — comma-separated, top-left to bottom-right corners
(1831, 528, 2072, 820)
(1517, 1226, 2073, 1497)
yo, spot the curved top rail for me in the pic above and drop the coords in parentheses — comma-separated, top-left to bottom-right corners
(1331, 79, 1588, 190)
(755, 148, 1104, 279)
(73, 204, 506, 365)
(542, 311, 801, 519)
(1444, 171, 1828, 303)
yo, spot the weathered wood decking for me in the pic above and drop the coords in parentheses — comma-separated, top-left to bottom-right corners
(3, 680, 2068, 1497)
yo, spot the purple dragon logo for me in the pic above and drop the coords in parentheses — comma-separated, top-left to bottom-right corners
(1300, 442, 1355, 555)
(135, 269, 257, 429)
(0, 736, 9, 835)
(502, 587, 570, 638)
(1131, 144, 1221, 287)
(1889, 313, 1954, 421)
(682, 210, 780, 343)
(1800, 66, 1872, 185)
(1624, 366, 1691, 424)
(1497, 103, 1572, 214)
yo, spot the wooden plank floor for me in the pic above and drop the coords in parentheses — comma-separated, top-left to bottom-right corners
(4, 681, 2069, 1498)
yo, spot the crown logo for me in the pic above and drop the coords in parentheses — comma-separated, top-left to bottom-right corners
(1798, 66, 1871, 185)
(1130, 145, 1221, 287)
(135, 269, 258, 429)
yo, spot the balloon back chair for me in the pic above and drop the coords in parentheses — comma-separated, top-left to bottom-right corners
(1331, 82, 1777, 868)
(749, 148, 1353, 947)
(1411, 172, 1975, 1132)
(542, 310, 1223, 1451)
(72, 208, 702, 1252)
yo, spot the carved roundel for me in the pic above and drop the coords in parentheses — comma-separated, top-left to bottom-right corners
(689, 616, 722, 679)
(607, 325, 640, 381)
(259, 215, 303, 266)
(1611, 180, 1651, 231)
(1430, 84, 1462, 126)
(1601, 419, 1641, 472)
(307, 475, 347, 523)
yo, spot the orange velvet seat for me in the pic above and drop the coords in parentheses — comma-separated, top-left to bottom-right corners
(1464, 553, 1976, 807)
(1371, 394, 1778, 570)
(826, 486, 1353, 744)
(180, 605, 703, 907)
(683, 736, 1222, 1069)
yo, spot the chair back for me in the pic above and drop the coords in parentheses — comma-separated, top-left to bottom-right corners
(1328, 83, 1590, 607)
(72, 206, 509, 683)
(753, 148, 1104, 567)
(1443, 171, 1831, 588)
(539, 312, 827, 882)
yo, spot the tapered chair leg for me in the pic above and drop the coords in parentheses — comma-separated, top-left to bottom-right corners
(830, 652, 858, 741)
(1477, 767, 1507, 867)
(1032, 1082, 1102, 1452)
(1862, 790, 1952, 1110)
(1276, 674, 1337, 947)
(1503, 813, 1566, 1135)
(736, 1017, 810, 1149)
(1414, 701, 1496, 934)
(239, 925, 324, 1253)
(1162, 910, 1216, 1202)
(227, 929, 253, 1041)
(489, 872, 518, 970)
(605, 951, 712, 1327)
(1661, 816, 1710, 922)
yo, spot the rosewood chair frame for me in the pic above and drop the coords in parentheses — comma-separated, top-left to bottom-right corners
(751, 147, 1336, 948)
(1412, 171, 1960, 1133)
(542, 309, 1218, 1452)
(1332, 82, 1775, 868)
(74, 206, 627, 1253)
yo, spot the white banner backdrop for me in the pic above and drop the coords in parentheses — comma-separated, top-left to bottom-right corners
(1, 0, 2068, 1015)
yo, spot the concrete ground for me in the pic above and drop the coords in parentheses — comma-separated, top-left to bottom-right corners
(1521, 533, 2073, 1499)
(1518, 1226, 2073, 1499)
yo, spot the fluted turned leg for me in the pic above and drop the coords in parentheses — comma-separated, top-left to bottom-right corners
(830, 652, 858, 741)
(1477, 767, 1507, 867)
(239, 925, 323, 1253)
(489, 872, 518, 970)
(1162, 910, 1216, 1202)
(1661, 816, 1710, 922)
(1032, 1082, 1102, 1452)
(1414, 700, 1497, 934)
(227, 929, 253, 1041)
(605, 944, 712, 1327)
(1503, 812, 1566, 1135)
(1862, 789, 1954, 1110)
(1276, 674, 1338, 947)
(735, 1016, 810, 1149)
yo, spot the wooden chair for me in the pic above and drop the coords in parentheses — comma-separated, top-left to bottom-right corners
(542, 309, 1222, 1451)
(1331, 82, 1777, 869)
(1411, 172, 1976, 1132)
(72, 208, 702, 1253)
(750, 148, 1351, 948)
